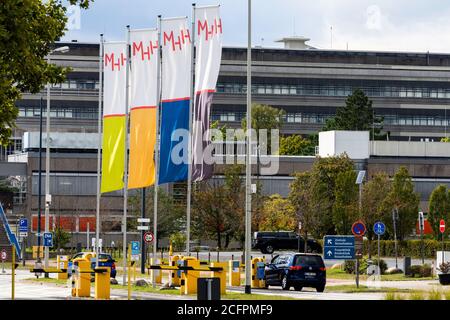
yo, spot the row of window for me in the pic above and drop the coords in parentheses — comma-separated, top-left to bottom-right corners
(216, 83, 450, 99)
(212, 111, 450, 127)
(42, 79, 450, 100)
(18, 107, 97, 119)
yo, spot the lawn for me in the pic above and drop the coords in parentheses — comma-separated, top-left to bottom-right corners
(326, 268, 435, 281)
(325, 284, 410, 293)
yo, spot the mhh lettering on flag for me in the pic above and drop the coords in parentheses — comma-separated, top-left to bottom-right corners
(101, 42, 127, 193)
(192, 6, 223, 181)
(128, 29, 159, 189)
(158, 17, 192, 184)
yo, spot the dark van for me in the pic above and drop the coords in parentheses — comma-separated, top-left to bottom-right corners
(252, 231, 322, 254)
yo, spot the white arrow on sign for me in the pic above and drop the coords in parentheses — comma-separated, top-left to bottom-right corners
(327, 250, 332, 256)
(327, 239, 332, 245)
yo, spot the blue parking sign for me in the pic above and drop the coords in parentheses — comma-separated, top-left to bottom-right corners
(19, 218, 28, 232)
(43, 232, 53, 247)
(131, 241, 140, 255)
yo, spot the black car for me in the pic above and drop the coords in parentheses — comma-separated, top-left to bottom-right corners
(252, 231, 322, 254)
(264, 253, 326, 292)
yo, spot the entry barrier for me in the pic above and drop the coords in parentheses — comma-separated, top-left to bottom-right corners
(228, 260, 241, 286)
(148, 260, 224, 295)
(251, 257, 266, 288)
(57, 255, 69, 280)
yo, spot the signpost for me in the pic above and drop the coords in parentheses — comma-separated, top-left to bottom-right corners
(323, 236, 355, 260)
(351, 220, 366, 288)
(137, 218, 150, 274)
(419, 211, 425, 264)
(440, 219, 446, 264)
(373, 221, 386, 276)
(131, 241, 140, 261)
(43, 232, 53, 247)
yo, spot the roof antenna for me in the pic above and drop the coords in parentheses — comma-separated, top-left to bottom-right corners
(330, 26, 333, 49)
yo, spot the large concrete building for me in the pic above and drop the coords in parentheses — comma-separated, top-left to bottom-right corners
(1, 39, 450, 246)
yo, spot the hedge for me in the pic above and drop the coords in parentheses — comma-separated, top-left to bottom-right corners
(318, 239, 450, 259)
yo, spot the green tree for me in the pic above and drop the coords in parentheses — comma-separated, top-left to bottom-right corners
(289, 172, 324, 251)
(279, 134, 316, 156)
(332, 170, 359, 235)
(323, 89, 383, 139)
(382, 167, 420, 240)
(428, 185, 450, 239)
(259, 194, 296, 231)
(223, 164, 245, 247)
(441, 137, 450, 142)
(53, 226, 71, 250)
(310, 154, 355, 235)
(0, 0, 91, 145)
(361, 172, 391, 257)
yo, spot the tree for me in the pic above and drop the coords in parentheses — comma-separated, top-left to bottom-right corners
(310, 154, 356, 235)
(441, 137, 450, 142)
(279, 134, 316, 156)
(0, 0, 91, 145)
(382, 166, 420, 240)
(332, 170, 359, 235)
(259, 194, 296, 231)
(323, 89, 383, 139)
(289, 172, 324, 251)
(128, 187, 185, 239)
(53, 226, 71, 250)
(428, 185, 450, 239)
(360, 172, 391, 257)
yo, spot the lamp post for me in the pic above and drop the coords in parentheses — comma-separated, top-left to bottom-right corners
(44, 46, 69, 272)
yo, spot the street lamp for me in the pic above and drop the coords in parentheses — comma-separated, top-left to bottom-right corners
(43, 46, 70, 272)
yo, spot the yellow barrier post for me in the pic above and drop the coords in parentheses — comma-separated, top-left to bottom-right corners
(57, 255, 68, 280)
(210, 262, 227, 295)
(181, 257, 200, 295)
(170, 255, 182, 286)
(75, 259, 91, 297)
(94, 267, 111, 300)
(11, 246, 15, 300)
(228, 260, 241, 286)
(127, 243, 131, 300)
(150, 258, 162, 285)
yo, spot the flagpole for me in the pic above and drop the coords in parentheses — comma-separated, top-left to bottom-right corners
(245, 0, 252, 295)
(185, 3, 196, 257)
(95, 34, 104, 268)
(152, 15, 162, 288)
(122, 25, 131, 286)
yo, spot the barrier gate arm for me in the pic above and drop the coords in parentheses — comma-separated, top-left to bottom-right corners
(147, 265, 223, 272)
(30, 268, 108, 274)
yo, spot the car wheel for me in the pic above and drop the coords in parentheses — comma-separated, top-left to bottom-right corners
(265, 245, 274, 254)
(281, 275, 290, 291)
(294, 285, 303, 291)
(316, 285, 325, 293)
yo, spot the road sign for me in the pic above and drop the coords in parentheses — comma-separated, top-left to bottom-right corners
(19, 218, 28, 232)
(137, 226, 149, 231)
(143, 232, 154, 243)
(418, 211, 425, 232)
(351, 221, 366, 236)
(323, 235, 355, 260)
(1, 249, 6, 261)
(19, 232, 28, 238)
(131, 241, 140, 255)
(356, 170, 366, 184)
(43, 232, 53, 247)
(373, 221, 386, 236)
(137, 218, 150, 223)
(440, 219, 446, 234)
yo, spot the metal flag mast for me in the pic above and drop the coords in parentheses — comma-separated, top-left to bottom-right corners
(185, 3, 196, 257)
(122, 25, 131, 286)
(152, 15, 162, 288)
(95, 34, 104, 268)
(245, 0, 252, 295)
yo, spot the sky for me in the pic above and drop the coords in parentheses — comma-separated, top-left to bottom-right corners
(62, 0, 450, 53)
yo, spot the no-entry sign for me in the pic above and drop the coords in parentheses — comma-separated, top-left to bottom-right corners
(440, 219, 446, 234)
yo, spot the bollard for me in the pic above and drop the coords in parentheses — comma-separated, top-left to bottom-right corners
(216, 247, 220, 262)
(94, 267, 111, 300)
(228, 260, 241, 286)
(208, 252, 211, 264)
(251, 257, 266, 288)
(57, 255, 69, 280)
(210, 262, 227, 295)
(180, 257, 200, 295)
(11, 246, 15, 300)
(127, 243, 132, 300)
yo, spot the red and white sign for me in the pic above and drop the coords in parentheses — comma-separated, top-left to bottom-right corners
(440, 219, 446, 234)
(143, 232, 154, 244)
(1, 249, 6, 261)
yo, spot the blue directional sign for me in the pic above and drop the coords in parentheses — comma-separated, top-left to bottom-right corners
(323, 235, 355, 260)
(19, 218, 28, 232)
(43, 232, 53, 247)
(131, 241, 140, 255)
(373, 221, 386, 236)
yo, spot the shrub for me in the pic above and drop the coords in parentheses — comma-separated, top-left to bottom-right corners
(169, 232, 186, 251)
(370, 258, 388, 274)
(438, 262, 450, 274)
(409, 264, 432, 278)
(409, 265, 422, 277)
(409, 291, 425, 300)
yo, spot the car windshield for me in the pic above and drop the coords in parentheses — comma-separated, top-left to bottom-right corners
(98, 254, 112, 260)
(294, 255, 324, 267)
